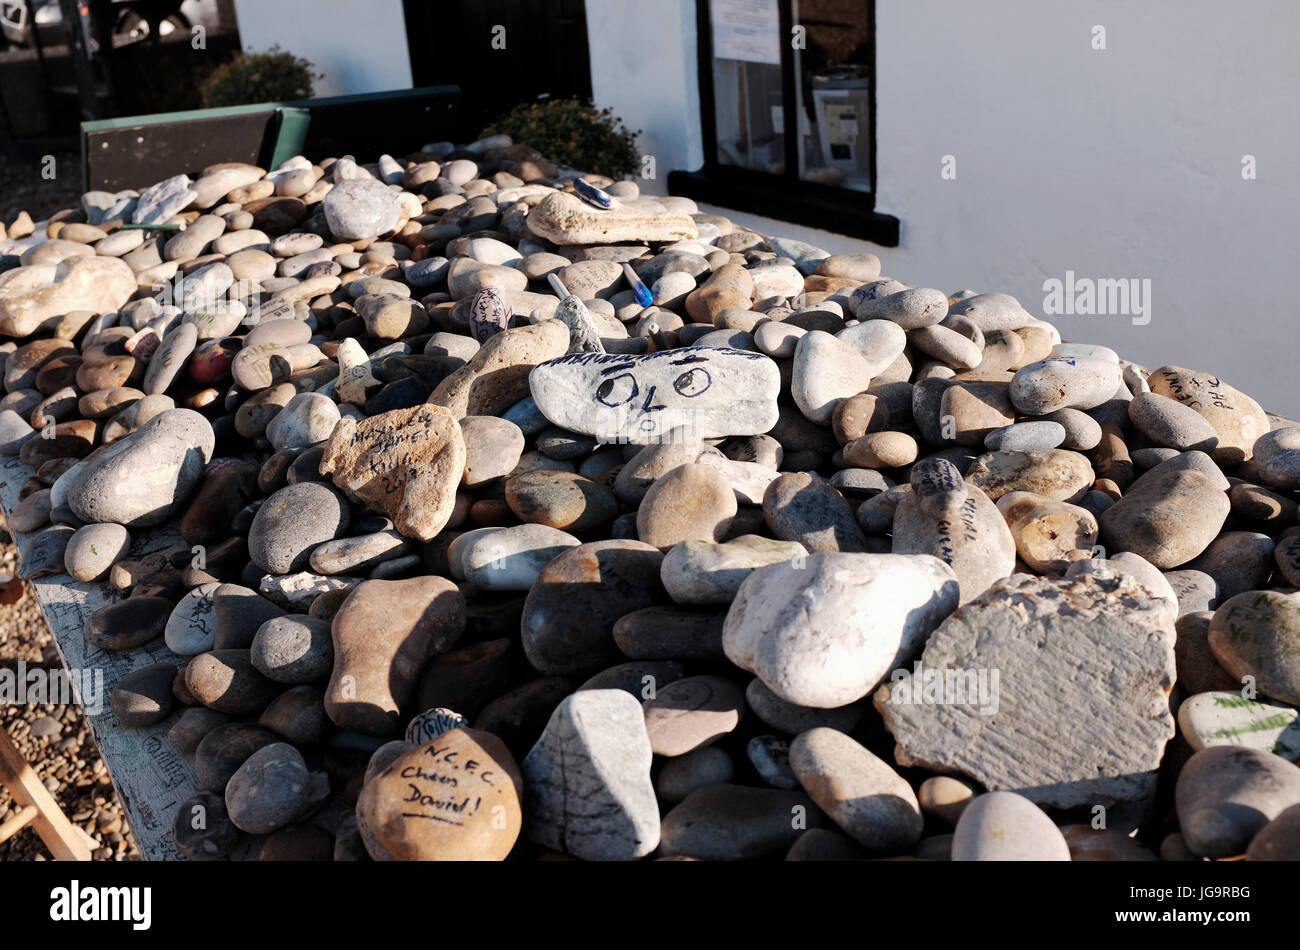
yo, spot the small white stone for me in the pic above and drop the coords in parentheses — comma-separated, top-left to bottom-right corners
(165, 582, 220, 655)
(335, 338, 379, 406)
(952, 792, 1071, 861)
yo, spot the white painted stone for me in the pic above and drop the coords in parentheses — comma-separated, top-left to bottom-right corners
(530, 347, 780, 445)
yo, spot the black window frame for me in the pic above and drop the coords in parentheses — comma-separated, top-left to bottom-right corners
(669, 0, 899, 245)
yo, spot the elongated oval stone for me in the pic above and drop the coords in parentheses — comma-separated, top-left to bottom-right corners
(65, 408, 214, 527)
(469, 286, 510, 343)
(1099, 469, 1229, 569)
(529, 347, 780, 445)
(1010, 356, 1121, 414)
(660, 535, 808, 605)
(789, 727, 923, 854)
(892, 459, 1016, 604)
(84, 597, 172, 651)
(1147, 366, 1269, 464)
(1207, 590, 1300, 706)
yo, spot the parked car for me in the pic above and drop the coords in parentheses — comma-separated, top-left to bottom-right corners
(0, 0, 65, 48)
(1, 0, 211, 49)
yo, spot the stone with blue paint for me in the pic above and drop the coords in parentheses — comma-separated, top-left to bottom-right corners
(573, 176, 617, 210)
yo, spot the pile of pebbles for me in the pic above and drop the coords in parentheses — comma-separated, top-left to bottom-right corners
(1, 135, 1298, 862)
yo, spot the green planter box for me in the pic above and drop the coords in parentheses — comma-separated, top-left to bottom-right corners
(80, 85, 464, 193)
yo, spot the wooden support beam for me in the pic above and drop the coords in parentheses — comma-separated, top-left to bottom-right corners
(0, 729, 92, 861)
(0, 804, 39, 845)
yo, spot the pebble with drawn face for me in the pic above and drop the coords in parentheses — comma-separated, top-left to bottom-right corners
(528, 347, 780, 445)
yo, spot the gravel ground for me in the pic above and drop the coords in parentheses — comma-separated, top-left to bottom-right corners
(0, 152, 83, 230)
(0, 512, 139, 861)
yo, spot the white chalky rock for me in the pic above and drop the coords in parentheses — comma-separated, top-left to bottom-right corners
(722, 552, 960, 708)
(0, 257, 136, 337)
(258, 572, 362, 612)
(1052, 342, 1118, 363)
(749, 263, 804, 300)
(133, 173, 197, 225)
(525, 192, 697, 246)
(1064, 552, 1179, 626)
(323, 178, 403, 242)
(552, 293, 605, 354)
(529, 347, 780, 445)
(695, 453, 779, 505)
(875, 572, 1176, 809)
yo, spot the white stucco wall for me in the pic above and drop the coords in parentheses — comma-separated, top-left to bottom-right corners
(586, 0, 704, 197)
(588, 0, 1300, 418)
(230, 0, 412, 98)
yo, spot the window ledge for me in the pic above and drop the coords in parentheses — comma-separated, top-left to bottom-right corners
(668, 167, 900, 246)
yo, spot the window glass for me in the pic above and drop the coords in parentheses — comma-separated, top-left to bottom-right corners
(710, 0, 785, 173)
(793, 0, 872, 191)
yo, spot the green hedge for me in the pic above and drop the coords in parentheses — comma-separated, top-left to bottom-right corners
(482, 99, 640, 179)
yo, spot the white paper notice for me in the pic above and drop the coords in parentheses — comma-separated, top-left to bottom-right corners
(711, 0, 781, 66)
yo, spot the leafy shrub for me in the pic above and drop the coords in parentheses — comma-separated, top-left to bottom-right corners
(199, 45, 322, 108)
(481, 99, 641, 178)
